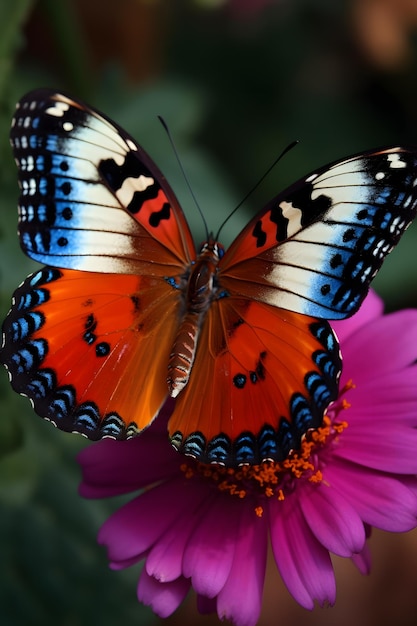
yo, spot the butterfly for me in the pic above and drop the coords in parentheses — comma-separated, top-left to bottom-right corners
(1, 89, 416, 467)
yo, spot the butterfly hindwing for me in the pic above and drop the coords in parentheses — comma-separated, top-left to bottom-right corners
(10, 89, 195, 275)
(220, 148, 417, 319)
(168, 297, 341, 465)
(1, 267, 180, 438)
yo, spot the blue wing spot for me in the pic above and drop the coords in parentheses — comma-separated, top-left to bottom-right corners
(83, 332, 96, 345)
(57, 237, 68, 247)
(290, 393, 315, 432)
(101, 412, 125, 437)
(26, 369, 55, 399)
(233, 373, 247, 389)
(176, 431, 205, 459)
(12, 339, 48, 374)
(95, 342, 110, 357)
(49, 386, 76, 420)
(257, 425, 279, 459)
(207, 434, 232, 464)
(9, 311, 45, 342)
(305, 372, 332, 409)
(234, 432, 257, 464)
(74, 402, 100, 431)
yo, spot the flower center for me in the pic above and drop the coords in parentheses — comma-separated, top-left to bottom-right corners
(181, 382, 353, 517)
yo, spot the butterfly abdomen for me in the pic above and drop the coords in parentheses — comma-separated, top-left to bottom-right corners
(167, 240, 223, 397)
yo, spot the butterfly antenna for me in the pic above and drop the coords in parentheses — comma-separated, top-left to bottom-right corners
(158, 116, 210, 241)
(215, 140, 299, 240)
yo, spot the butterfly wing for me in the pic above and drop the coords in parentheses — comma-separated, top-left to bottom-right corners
(169, 296, 341, 465)
(219, 147, 417, 319)
(3, 89, 196, 439)
(1, 267, 180, 438)
(10, 89, 196, 274)
(169, 146, 417, 465)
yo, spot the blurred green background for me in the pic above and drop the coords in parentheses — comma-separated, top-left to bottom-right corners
(1, 1, 417, 625)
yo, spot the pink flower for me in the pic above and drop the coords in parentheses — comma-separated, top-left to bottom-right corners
(78, 292, 417, 625)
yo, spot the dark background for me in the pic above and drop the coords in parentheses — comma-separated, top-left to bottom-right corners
(1, 1, 417, 625)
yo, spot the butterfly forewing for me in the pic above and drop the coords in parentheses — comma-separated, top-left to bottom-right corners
(10, 89, 195, 275)
(220, 148, 417, 319)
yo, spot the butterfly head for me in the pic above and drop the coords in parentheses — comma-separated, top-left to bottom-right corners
(198, 237, 225, 261)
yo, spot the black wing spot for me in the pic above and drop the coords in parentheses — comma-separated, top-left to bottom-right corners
(343, 228, 356, 242)
(60, 181, 72, 195)
(149, 202, 171, 227)
(252, 220, 267, 248)
(233, 373, 247, 389)
(95, 342, 110, 357)
(330, 253, 343, 268)
(61, 207, 73, 220)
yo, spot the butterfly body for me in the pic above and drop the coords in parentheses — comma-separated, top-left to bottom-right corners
(167, 239, 224, 398)
(1, 89, 417, 467)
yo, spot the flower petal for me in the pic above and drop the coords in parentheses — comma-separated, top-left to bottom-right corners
(269, 496, 336, 609)
(345, 370, 417, 425)
(98, 476, 206, 565)
(78, 404, 179, 498)
(216, 502, 268, 626)
(137, 569, 189, 618)
(182, 494, 239, 598)
(146, 489, 215, 583)
(325, 459, 417, 531)
(335, 424, 417, 473)
(299, 484, 365, 557)
(340, 310, 417, 385)
(351, 542, 371, 575)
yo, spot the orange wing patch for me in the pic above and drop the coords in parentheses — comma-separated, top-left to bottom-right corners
(2, 267, 180, 438)
(169, 299, 341, 465)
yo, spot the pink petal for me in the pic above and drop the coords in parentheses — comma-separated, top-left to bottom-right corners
(137, 569, 189, 618)
(146, 490, 215, 583)
(325, 459, 417, 531)
(269, 496, 336, 609)
(182, 494, 239, 598)
(78, 405, 179, 499)
(299, 484, 365, 556)
(98, 476, 206, 565)
(340, 311, 417, 385)
(332, 290, 383, 344)
(351, 542, 372, 575)
(216, 501, 268, 626)
(336, 424, 417, 473)
(345, 370, 417, 425)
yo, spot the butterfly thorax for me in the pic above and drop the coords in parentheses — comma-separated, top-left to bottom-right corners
(167, 239, 224, 398)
